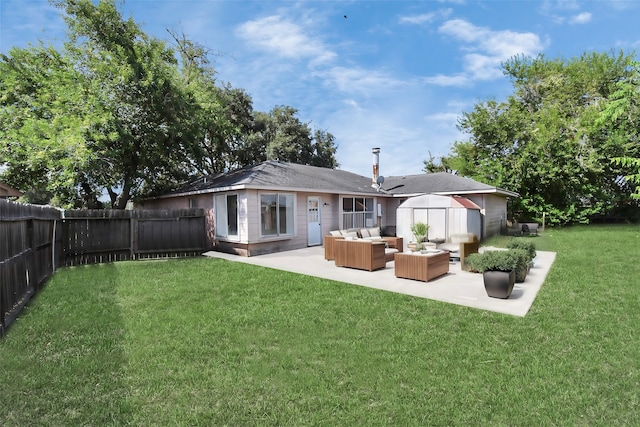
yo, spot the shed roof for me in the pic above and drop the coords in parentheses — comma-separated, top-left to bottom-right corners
(397, 194, 481, 209)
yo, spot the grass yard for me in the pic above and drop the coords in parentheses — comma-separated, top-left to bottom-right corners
(1, 224, 639, 426)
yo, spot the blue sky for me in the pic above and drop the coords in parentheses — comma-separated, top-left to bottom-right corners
(1, 0, 639, 178)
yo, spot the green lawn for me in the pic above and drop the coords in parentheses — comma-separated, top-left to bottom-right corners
(2, 225, 639, 426)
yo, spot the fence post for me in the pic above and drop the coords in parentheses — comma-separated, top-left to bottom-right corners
(27, 218, 36, 291)
(130, 216, 136, 260)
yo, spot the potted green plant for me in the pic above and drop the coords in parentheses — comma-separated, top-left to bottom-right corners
(507, 239, 536, 263)
(410, 221, 429, 251)
(464, 252, 482, 273)
(511, 248, 530, 283)
(470, 250, 519, 299)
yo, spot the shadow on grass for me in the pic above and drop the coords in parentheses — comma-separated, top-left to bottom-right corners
(0, 263, 133, 425)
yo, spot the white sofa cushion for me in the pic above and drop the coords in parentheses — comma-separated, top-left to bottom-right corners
(449, 233, 476, 243)
(368, 227, 381, 237)
(438, 243, 460, 252)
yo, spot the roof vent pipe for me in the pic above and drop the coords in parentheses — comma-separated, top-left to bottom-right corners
(372, 147, 380, 184)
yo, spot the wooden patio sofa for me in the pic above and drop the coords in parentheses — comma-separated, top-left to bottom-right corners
(324, 234, 403, 261)
(334, 239, 398, 271)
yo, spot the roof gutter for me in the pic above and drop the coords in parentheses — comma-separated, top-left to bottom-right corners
(433, 188, 519, 198)
(146, 184, 389, 200)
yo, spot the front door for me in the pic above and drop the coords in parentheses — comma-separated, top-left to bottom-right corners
(307, 196, 322, 246)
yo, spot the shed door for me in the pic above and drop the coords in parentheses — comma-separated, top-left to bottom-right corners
(307, 196, 322, 246)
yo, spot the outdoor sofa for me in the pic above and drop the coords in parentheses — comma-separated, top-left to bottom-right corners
(324, 227, 402, 261)
(333, 238, 397, 271)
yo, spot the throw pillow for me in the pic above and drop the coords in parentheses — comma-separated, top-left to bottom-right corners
(368, 227, 381, 237)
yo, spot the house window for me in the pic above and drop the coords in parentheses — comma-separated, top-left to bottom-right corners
(189, 197, 199, 208)
(261, 193, 294, 236)
(342, 197, 375, 228)
(215, 194, 238, 238)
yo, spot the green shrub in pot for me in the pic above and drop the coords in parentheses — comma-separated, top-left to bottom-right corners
(475, 250, 519, 299)
(468, 250, 519, 273)
(507, 239, 536, 262)
(464, 252, 483, 273)
(511, 249, 530, 282)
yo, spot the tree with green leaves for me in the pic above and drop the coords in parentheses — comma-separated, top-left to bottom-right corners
(1, 0, 204, 208)
(0, 44, 107, 207)
(439, 51, 639, 224)
(423, 151, 453, 173)
(58, 0, 204, 208)
(1, 0, 339, 208)
(597, 61, 640, 200)
(244, 106, 338, 169)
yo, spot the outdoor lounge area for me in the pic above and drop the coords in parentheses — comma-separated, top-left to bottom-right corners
(204, 245, 556, 317)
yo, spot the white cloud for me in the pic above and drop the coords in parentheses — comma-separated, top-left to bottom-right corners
(427, 19, 544, 86)
(423, 73, 470, 87)
(236, 15, 336, 65)
(425, 112, 462, 127)
(569, 12, 592, 24)
(321, 66, 406, 96)
(541, 0, 580, 12)
(343, 99, 362, 110)
(606, 0, 636, 10)
(398, 9, 452, 25)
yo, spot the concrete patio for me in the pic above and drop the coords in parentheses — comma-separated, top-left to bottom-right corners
(203, 247, 556, 317)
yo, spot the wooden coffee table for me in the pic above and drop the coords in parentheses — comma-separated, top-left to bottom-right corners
(394, 250, 450, 282)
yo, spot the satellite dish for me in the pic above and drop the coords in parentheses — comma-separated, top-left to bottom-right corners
(376, 175, 385, 186)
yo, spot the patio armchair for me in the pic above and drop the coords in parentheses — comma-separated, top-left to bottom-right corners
(437, 233, 479, 271)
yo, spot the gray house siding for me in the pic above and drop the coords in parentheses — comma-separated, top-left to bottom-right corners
(136, 162, 516, 256)
(466, 193, 507, 239)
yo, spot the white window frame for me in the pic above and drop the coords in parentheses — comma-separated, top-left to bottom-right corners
(260, 192, 295, 237)
(214, 193, 239, 240)
(341, 196, 375, 229)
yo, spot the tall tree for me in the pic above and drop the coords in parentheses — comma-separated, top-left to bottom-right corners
(310, 129, 339, 168)
(597, 61, 640, 200)
(1, 0, 339, 208)
(442, 51, 639, 224)
(0, 0, 205, 208)
(59, 0, 203, 208)
(245, 106, 338, 168)
(0, 44, 106, 207)
(423, 152, 454, 174)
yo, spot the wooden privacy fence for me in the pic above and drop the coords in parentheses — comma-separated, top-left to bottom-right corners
(62, 208, 207, 265)
(0, 200, 62, 336)
(1, 199, 208, 336)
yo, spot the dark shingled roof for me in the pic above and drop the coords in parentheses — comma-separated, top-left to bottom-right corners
(167, 161, 380, 197)
(382, 172, 517, 197)
(160, 162, 517, 199)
